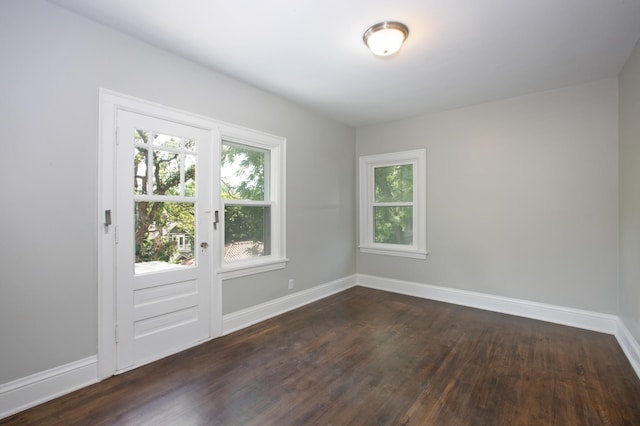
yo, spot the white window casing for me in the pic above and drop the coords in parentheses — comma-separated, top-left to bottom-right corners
(217, 126, 287, 279)
(359, 149, 428, 259)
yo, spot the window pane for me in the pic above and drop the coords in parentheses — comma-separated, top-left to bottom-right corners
(134, 129, 148, 145)
(374, 206, 413, 245)
(153, 149, 181, 195)
(185, 155, 196, 197)
(184, 138, 196, 152)
(375, 164, 413, 203)
(224, 205, 271, 261)
(153, 133, 181, 149)
(134, 146, 149, 195)
(134, 129, 198, 198)
(135, 201, 195, 274)
(221, 143, 269, 201)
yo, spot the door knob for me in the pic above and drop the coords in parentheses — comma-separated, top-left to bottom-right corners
(200, 242, 208, 249)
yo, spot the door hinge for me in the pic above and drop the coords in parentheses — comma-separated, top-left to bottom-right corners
(115, 127, 120, 146)
(114, 225, 119, 244)
(115, 324, 119, 343)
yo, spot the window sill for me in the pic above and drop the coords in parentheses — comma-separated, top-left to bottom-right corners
(218, 257, 288, 280)
(359, 246, 428, 259)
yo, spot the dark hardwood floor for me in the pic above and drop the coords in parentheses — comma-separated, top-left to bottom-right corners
(3, 286, 640, 425)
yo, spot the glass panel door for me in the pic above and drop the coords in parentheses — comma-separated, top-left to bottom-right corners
(115, 110, 215, 371)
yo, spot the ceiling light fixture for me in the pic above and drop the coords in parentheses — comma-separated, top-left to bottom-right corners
(363, 21, 409, 57)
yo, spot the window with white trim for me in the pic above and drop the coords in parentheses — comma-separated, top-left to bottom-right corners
(219, 130, 286, 279)
(359, 149, 427, 259)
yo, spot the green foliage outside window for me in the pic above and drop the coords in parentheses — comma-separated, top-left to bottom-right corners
(374, 164, 413, 245)
(221, 144, 266, 201)
(221, 143, 270, 257)
(134, 130, 195, 265)
(133, 135, 272, 265)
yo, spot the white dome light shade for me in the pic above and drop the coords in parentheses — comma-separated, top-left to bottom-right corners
(363, 21, 409, 57)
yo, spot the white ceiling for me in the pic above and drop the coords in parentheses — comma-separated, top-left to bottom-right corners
(48, 0, 640, 127)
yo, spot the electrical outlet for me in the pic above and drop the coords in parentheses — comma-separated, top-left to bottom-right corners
(288, 279, 294, 290)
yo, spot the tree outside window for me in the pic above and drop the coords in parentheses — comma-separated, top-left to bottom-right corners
(133, 129, 197, 268)
(221, 142, 271, 262)
(374, 164, 414, 245)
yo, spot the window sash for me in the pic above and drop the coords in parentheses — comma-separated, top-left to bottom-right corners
(223, 203, 272, 262)
(359, 149, 427, 259)
(221, 141, 270, 202)
(373, 204, 414, 245)
(370, 163, 417, 249)
(218, 132, 287, 279)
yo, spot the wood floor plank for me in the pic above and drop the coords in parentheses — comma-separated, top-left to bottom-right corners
(3, 287, 639, 425)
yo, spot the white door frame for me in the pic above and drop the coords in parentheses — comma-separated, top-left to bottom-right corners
(98, 89, 223, 379)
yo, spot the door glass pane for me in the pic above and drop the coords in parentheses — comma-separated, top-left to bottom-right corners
(224, 205, 270, 261)
(153, 133, 181, 149)
(375, 164, 413, 202)
(134, 147, 149, 195)
(135, 201, 195, 274)
(221, 142, 269, 201)
(153, 150, 181, 195)
(374, 206, 413, 245)
(134, 129, 148, 145)
(185, 155, 196, 197)
(184, 138, 196, 152)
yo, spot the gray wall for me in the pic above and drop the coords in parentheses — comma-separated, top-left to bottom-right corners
(356, 79, 619, 314)
(0, 0, 634, 391)
(619, 39, 640, 343)
(0, 0, 355, 384)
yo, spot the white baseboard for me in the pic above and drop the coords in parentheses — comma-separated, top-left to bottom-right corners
(615, 319, 640, 379)
(222, 274, 357, 335)
(357, 274, 618, 334)
(0, 356, 98, 420)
